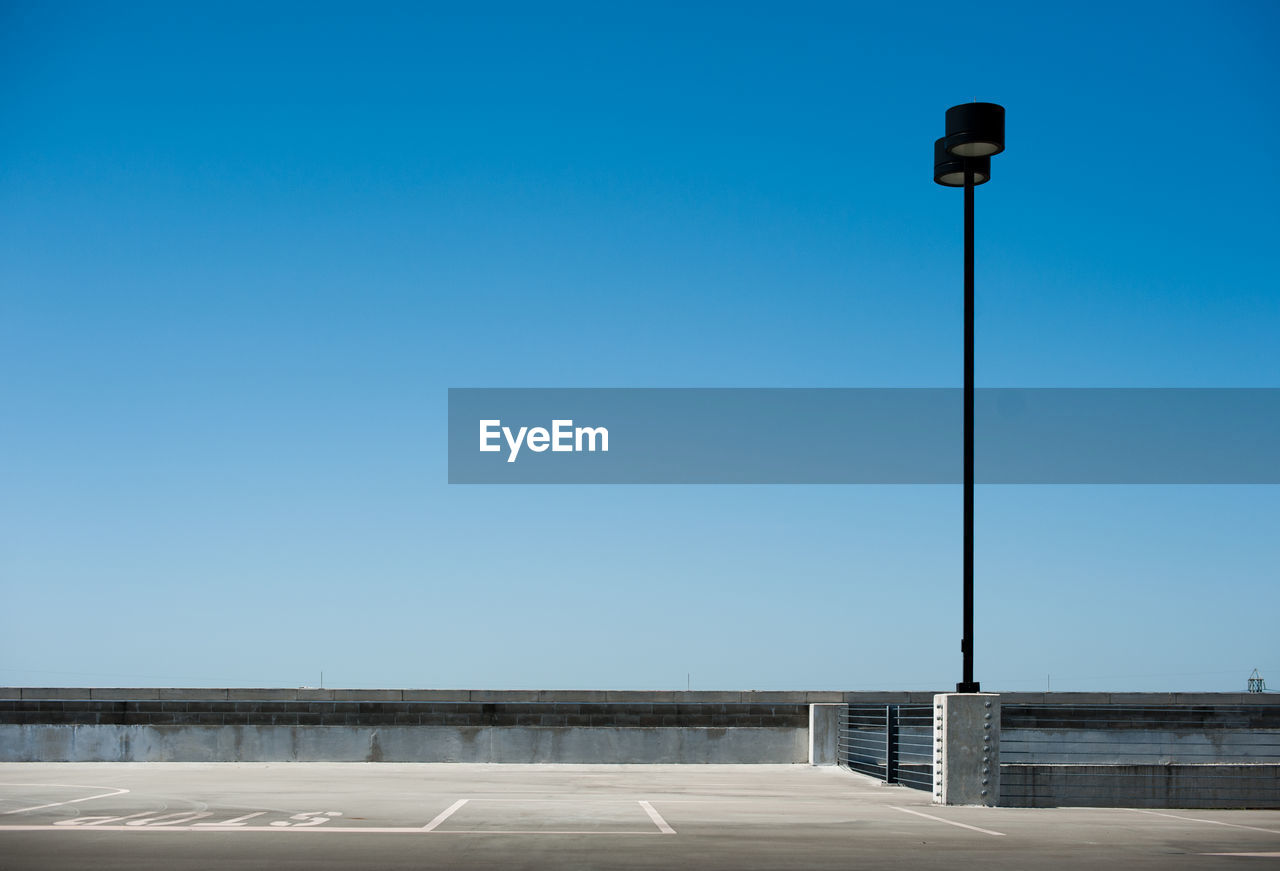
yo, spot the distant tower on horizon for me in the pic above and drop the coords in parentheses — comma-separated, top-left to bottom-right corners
(1248, 668, 1267, 693)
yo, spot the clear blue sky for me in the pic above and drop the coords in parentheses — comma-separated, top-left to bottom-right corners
(2, 1, 1277, 692)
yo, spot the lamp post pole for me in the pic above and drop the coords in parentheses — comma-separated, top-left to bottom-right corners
(962, 164, 976, 693)
(934, 102, 1004, 695)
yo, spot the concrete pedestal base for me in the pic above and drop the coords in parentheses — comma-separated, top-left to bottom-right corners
(933, 693, 1000, 805)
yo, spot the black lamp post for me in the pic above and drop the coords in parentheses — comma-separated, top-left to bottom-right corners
(934, 102, 1005, 695)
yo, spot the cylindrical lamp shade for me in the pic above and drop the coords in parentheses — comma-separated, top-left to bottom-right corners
(934, 138, 990, 186)
(944, 102, 1005, 157)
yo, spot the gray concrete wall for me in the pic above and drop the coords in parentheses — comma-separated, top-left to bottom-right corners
(997, 702, 1280, 808)
(1001, 704, 1280, 764)
(0, 699, 808, 729)
(0, 689, 813, 763)
(0, 724, 807, 763)
(1001, 763, 1280, 809)
(5, 689, 1277, 771)
(0, 688, 849, 703)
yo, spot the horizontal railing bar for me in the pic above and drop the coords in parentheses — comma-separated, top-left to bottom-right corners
(1001, 745, 1280, 750)
(1001, 753, 1280, 758)
(1002, 736, 1280, 742)
(1000, 772, 1280, 779)
(1001, 742, 1280, 749)
(1002, 722, 1280, 728)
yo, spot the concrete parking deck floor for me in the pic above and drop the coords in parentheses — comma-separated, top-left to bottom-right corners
(2, 763, 1278, 869)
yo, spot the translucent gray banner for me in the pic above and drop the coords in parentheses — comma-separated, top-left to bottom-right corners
(447, 389, 1279, 484)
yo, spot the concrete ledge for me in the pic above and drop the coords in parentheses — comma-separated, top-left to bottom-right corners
(334, 689, 400, 701)
(89, 688, 160, 700)
(0, 724, 807, 763)
(12, 688, 89, 700)
(470, 690, 540, 703)
(402, 690, 471, 702)
(537, 690, 609, 703)
(159, 688, 230, 701)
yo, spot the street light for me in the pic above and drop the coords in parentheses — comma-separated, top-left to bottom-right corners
(934, 101, 1005, 695)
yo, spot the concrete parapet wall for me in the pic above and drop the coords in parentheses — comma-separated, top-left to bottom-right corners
(0, 688, 847, 703)
(0, 724, 806, 764)
(1001, 763, 1280, 808)
(0, 690, 812, 763)
(0, 700, 808, 729)
(6, 689, 1277, 704)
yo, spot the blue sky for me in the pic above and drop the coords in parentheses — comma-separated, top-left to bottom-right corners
(2, 1, 1277, 692)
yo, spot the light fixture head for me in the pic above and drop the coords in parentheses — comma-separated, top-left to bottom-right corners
(944, 102, 1005, 157)
(934, 138, 990, 186)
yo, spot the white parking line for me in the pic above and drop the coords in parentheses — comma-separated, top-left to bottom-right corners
(1201, 854, 1280, 859)
(638, 801, 676, 834)
(432, 830, 668, 835)
(0, 784, 130, 815)
(422, 799, 468, 832)
(0, 824, 671, 834)
(1126, 809, 1280, 835)
(464, 798, 657, 803)
(1, 824, 430, 833)
(889, 806, 1006, 837)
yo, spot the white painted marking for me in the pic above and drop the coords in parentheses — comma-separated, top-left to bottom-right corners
(1202, 854, 1280, 859)
(127, 812, 214, 827)
(889, 806, 1006, 837)
(0, 784, 130, 815)
(1127, 809, 1280, 835)
(435, 830, 666, 835)
(194, 812, 268, 827)
(638, 800, 676, 834)
(422, 799, 468, 832)
(55, 812, 154, 827)
(0, 824, 668, 834)
(270, 811, 343, 828)
(465, 798, 660, 803)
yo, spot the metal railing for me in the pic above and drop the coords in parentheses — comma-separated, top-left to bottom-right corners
(838, 704, 933, 791)
(1000, 704, 1280, 808)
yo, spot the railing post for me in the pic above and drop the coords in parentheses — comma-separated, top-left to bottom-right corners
(886, 705, 899, 784)
(808, 704, 842, 765)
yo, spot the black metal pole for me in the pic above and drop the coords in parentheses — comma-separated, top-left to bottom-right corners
(958, 162, 979, 694)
